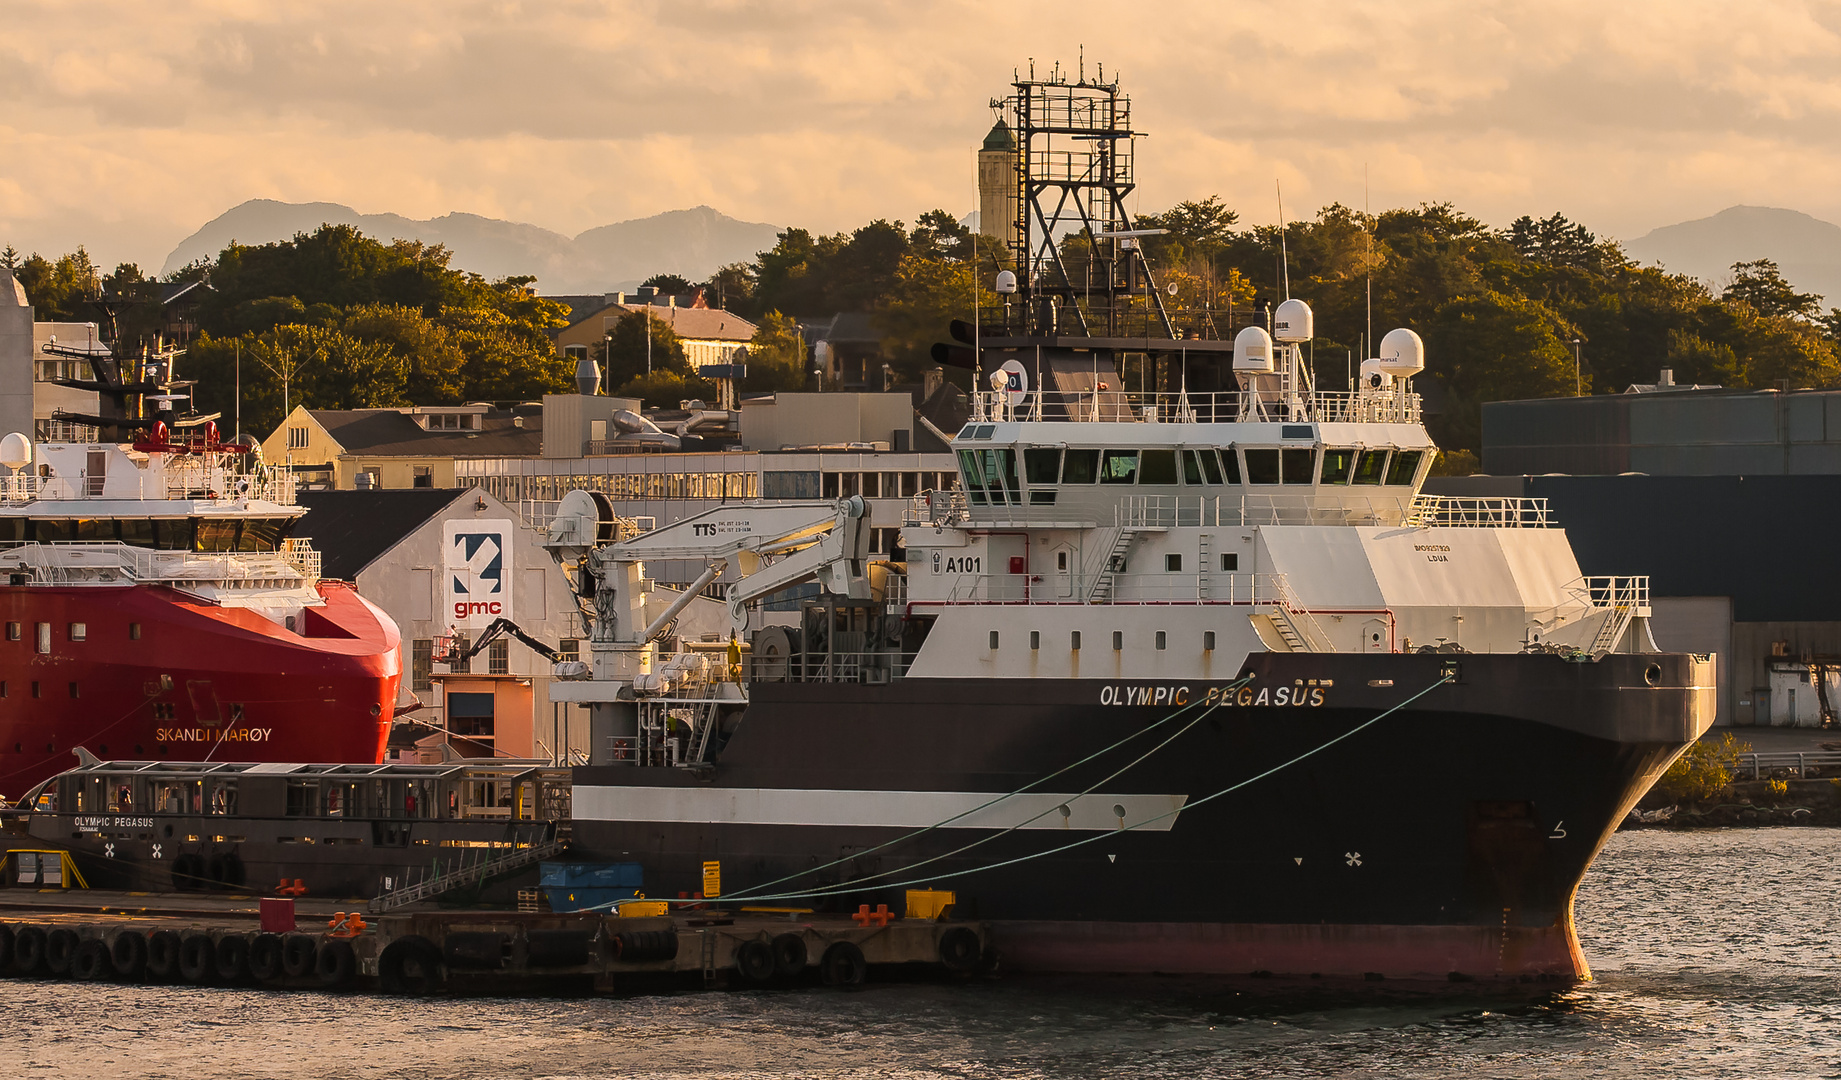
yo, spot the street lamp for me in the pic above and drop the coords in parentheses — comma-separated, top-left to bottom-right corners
(1571, 338, 1583, 397)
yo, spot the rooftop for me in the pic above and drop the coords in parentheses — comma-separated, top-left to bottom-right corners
(562, 300, 757, 342)
(310, 407, 543, 457)
(294, 488, 470, 579)
(982, 119, 1017, 152)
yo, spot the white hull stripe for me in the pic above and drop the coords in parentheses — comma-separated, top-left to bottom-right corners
(572, 787, 1189, 832)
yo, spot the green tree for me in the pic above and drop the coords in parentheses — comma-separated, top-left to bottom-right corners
(641, 273, 693, 295)
(1723, 259, 1823, 319)
(597, 309, 687, 389)
(444, 305, 572, 402)
(875, 256, 992, 382)
(908, 209, 974, 261)
(701, 262, 756, 315)
(341, 303, 467, 404)
(12, 248, 100, 321)
(1424, 290, 1579, 449)
(1656, 732, 1751, 802)
(259, 325, 403, 408)
(742, 311, 812, 392)
(614, 369, 718, 410)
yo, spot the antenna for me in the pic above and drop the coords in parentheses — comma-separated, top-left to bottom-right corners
(1276, 180, 1291, 300)
(1365, 163, 1373, 366)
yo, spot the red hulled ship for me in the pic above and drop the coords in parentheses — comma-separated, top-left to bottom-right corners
(0, 341, 399, 800)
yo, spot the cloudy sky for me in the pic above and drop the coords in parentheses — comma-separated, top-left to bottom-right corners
(5, 0, 1841, 271)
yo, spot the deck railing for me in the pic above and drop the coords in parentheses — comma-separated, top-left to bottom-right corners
(970, 387, 1423, 426)
(0, 541, 319, 587)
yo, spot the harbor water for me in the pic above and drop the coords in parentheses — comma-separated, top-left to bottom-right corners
(7, 829, 1839, 1079)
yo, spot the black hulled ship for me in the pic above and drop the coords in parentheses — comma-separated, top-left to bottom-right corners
(541, 69, 1713, 982)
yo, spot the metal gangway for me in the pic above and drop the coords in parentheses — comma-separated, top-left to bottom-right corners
(367, 830, 566, 913)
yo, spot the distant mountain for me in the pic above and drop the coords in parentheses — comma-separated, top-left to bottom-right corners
(161, 201, 782, 295)
(1625, 205, 1841, 308)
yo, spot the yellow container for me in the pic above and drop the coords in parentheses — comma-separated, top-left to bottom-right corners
(616, 900, 670, 917)
(905, 889, 956, 920)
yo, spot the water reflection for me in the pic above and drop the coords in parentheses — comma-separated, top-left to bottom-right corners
(6, 829, 1840, 1078)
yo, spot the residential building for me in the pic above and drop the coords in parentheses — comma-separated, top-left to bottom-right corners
(262, 403, 543, 490)
(553, 291, 757, 373)
(32, 320, 104, 442)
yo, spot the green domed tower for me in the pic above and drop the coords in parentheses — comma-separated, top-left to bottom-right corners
(978, 119, 1017, 245)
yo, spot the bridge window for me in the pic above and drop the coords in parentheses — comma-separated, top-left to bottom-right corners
(1386, 450, 1425, 486)
(33, 519, 73, 542)
(1352, 450, 1389, 485)
(1320, 448, 1357, 485)
(1182, 449, 1225, 485)
(957, 448, 1019, 506)
(1243, 449, 1280, 485)
(194, 519, 240, 552)
(1061, 449, 1099, 484)
(1220, 447, 1242, 483)
(1024, 448, 1061, 485)
(1281, 448, 1317, 485)
(1138, 449, 1178, 485)
(237, 518, 289, 552)
(152, 519, 193, 550)
(1100, 450, 1139, 484)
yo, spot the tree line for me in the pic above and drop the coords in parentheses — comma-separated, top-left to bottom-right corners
(8, 200, 1841, 453)
(699, 199, 1841, 455)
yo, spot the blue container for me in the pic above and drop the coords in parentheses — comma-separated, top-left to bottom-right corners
(539, 861, 644, 913)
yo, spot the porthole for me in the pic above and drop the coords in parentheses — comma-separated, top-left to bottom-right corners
(1644, 663, 1662, 687)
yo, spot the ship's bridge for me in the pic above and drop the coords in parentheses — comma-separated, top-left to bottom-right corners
(944, 388, 1438, 529)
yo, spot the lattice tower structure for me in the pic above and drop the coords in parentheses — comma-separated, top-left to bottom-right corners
(996, 68, 1175, 340)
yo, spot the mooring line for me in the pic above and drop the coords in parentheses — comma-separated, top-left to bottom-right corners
(700, 671, 1453, 907)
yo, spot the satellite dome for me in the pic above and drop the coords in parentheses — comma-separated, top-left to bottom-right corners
(1232, 326, 1275, 372)
(1273, 299, 1314, 343)
(1378, 328, 1425, 378)
(0, 432, 29, 470)
(1229, 327, 1273, 373)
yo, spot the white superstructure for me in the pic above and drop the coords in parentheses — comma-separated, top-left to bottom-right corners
(541, 308, 1657, 768)
(0, 437, 327, 624)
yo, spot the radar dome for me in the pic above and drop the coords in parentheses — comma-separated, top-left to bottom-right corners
(0, 432, 28, 470)
(1233, 326, 1275, 372)
(1273, 299, 1314, 343)
(1378, 328, 1425, 378)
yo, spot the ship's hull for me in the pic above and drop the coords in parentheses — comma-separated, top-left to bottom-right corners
(0, 581, 400, 799)
(567, 651, 1713, 981)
